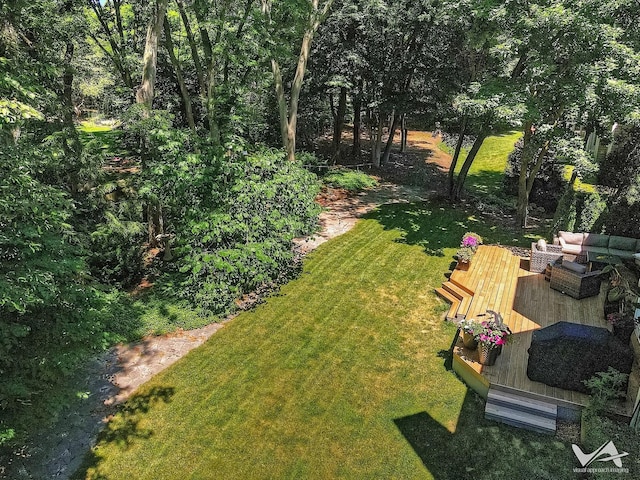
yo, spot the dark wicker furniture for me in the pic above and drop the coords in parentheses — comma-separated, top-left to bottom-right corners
(549, 264, 602, 299)
(530, 242, 564, 273)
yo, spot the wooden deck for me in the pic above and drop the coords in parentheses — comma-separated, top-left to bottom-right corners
(449, 245, 613, 410)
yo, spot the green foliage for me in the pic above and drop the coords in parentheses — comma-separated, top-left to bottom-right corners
(504, 138, 564, 212)
(176, 148, 321, 314)
(597, 198, 640, 238)
(123, 112, 322, 315)
(598, 126, 640, 197)
(552, 188, 607, 235)
(575, 191, 607, 233)
(322, 167, 378, 191)
(583, 367, 629, 415)
(0, 142, 141, 444)
(89, 212, 145, 286)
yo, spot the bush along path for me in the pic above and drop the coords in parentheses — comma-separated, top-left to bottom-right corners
(7, 181, 428, 480)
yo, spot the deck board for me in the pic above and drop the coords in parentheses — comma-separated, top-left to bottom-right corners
(450, 245, 609, 408)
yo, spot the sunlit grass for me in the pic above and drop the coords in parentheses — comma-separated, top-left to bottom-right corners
(75, 201, 578, 480)
(438, 132, 521, 198)
(562, 165, 598, 193)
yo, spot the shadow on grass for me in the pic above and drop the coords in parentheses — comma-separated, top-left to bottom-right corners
(394, 390, 575, 479)
(466, 169, 508, 196)
(362, 199, 532, 256)
(72, 386, 175, 479)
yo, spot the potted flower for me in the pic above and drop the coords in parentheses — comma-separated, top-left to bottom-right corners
(475, 319, 511, 366)
(455, 232, 483, 270)
(458, 319, 481, 349)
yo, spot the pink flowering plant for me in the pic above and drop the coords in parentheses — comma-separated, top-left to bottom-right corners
(475, 320, 511, 347)
(456, 232, 483, 262)
(461, 232, 482, 249)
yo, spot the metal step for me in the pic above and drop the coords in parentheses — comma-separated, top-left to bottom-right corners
(487, 388, 557, 419)
(485, 403, 556, 435)
(485, 387, 557, 435)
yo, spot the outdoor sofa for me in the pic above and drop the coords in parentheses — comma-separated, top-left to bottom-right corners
(553, 231, 640, 266)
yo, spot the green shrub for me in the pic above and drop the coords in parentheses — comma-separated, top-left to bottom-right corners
(322, 167, 378, 191)
(596, 198, 640, 238)
(552, 188, 608, 235)
(503, 139, 564, 212)
(126, 114, 322, 315)
(89, 212, 145, 286)
(576, 191, 607, 233)
(0, 146, 142, 446)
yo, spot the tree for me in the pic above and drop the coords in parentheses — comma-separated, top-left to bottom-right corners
(135, 0, 168, 109)
(86, 0, 139, 97)
(441, 1, 640, 226)
(262, 0, 335, 161)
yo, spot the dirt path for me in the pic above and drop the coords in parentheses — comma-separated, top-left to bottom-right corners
(9, 135, 446, 480)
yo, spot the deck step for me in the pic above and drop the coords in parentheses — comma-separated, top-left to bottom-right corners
(434, 288, 461, 321)
(442, 281, 473, 320)
(442, 281, 469, 300)
(485, 387, 557, 435)
(487, 389, 557, 419)
(449, 277, 474, 296)
(457, 294, 473, 320)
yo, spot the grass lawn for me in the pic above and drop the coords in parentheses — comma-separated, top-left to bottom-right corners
(440, 132, 522, 197)
(75, 200, 584, 480)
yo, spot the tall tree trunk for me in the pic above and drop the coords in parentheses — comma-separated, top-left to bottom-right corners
(371, 113, 384, 167)
(332, 86, 347, 163)
(453, 131, 487, 200)
(285, 28, 314, 161)
(61, 39, 81, 193)
(136, 0, 168, 247)
(176, 0, 206, 95)
(448, 117, 468, 199)
(263, 0, 335, 161)
(399, 114, 407, 153)
(381, 110, 400, 165)
(516, 138, 552, 228)
(352, 80, 362, 158)
(163, 18, 196, 130)
(271, 59, 290, 152)
(135, 0, 168, 109)
(88, 1, 135, 93)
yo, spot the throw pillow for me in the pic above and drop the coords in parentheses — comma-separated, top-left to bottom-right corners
(562, 261, 587, 274)
(537, 239, 547, 252)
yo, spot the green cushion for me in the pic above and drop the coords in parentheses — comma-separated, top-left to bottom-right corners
(609, 235, 637, 251)
(583, 233, 609, 247)
(584, 246, 609, 255)
(608, 249, 634, 260)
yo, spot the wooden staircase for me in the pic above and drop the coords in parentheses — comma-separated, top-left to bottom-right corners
(484, 386, 557, 435)
(435, 279, 474, 321)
